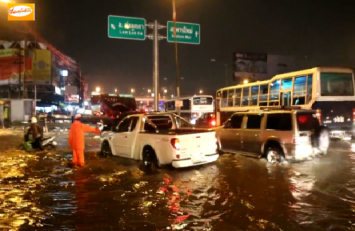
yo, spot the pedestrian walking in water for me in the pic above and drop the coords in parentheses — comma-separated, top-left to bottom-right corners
(0, 101, 4, 129)
(68, 114, 100, 168)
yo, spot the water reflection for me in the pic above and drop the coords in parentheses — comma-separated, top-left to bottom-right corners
(0, 138, 355, 230)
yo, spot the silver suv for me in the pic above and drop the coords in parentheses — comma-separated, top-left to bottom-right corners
(216, 106, 330, 163)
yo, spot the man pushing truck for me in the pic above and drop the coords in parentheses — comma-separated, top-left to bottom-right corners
(68, 114, 101, 168)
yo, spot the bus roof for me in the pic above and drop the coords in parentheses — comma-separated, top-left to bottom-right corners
(218, 67, 354, 92)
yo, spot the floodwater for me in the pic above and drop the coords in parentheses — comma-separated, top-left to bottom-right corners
(0, 133, 355, 230)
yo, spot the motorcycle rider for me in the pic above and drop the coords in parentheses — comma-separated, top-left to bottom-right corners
(25, 116, 44, 150)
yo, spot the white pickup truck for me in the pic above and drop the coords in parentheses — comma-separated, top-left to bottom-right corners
(100, 112, 219, 168)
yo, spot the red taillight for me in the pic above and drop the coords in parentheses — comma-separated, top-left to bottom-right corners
(170, 138, 180, 150)
(316, 109, 321, 123)
(211, 120, 216, 126)
(144, 108, 148, 112)
(293, 138, 299, 144)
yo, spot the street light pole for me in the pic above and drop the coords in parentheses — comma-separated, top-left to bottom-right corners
(172, 0, 181, 116)
(153, 20, 159, 111)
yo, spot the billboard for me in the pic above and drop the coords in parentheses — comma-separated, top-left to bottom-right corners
(233, 53, 267, 79)
(0, 48, 51, 85)
(31, 49, 51, 83)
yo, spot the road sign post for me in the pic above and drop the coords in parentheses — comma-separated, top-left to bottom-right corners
(108, 15, 146, 40)
(167, 21, 200, 44)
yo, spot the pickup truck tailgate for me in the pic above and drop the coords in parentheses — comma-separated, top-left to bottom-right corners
(177, 131, 217, 161)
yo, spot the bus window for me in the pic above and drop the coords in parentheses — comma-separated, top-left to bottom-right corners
(282, 78, 293, 90)
(182, 99, 191, 110)
(250, 86, 259, 106)
(293, 76, 306, 105)
(222, 91, 228, 107)
(167, 101, 175, 110)
(242, 87, 250, 106)
(193, 97, 213, 105)
(259, 84, 268, 106)
(307, 74, 313, 102)
(320, 73, 353, 96)
(228, 89, 234, 106)
(270, 80, 280, 102)
(234, 88, 242, 106)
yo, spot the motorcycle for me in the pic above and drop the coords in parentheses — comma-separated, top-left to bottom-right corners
(20, 136, 57, 151)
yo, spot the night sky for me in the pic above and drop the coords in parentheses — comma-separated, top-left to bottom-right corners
(1, 0, 355, 96)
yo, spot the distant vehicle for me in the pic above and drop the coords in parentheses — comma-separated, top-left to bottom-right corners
(216, 106, 329, 163)
(48, 111, 70, 122)
(91, 94, 136, 117)
(216, 67, 355, 140)
(164, 95, 214, 124)
(100, 112, 219, 168)
(135, 97, 165, 112)
(195, 112, 216, 128)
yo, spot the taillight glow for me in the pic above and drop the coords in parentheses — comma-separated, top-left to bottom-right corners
(316, 109, 321, 123)
(170, 138, 180, 150)
(144, 108, 148, 112)
(211, 120, 216, 126)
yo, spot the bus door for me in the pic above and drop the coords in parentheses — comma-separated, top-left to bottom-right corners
(280, 91, 291, 106)
(280, 78, 293, 106)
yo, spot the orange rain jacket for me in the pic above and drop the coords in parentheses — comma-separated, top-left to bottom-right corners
(68, 121, 100, 150)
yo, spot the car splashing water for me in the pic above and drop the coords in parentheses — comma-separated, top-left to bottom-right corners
(0, 138, 355, 230)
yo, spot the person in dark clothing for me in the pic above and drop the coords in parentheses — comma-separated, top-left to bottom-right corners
(26, 117, 44, 150)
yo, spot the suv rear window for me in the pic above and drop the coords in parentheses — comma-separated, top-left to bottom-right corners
(297, 113, 320, 131)
(266, 113, 292, 131)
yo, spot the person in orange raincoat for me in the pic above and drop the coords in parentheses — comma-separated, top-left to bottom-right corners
(68, 114, 101, 167)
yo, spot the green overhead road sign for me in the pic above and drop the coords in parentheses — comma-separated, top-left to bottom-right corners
(108, 15, 146, 41)
(167, 21, 200, 44)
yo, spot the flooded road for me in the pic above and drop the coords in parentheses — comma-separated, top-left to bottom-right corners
(0, 132, 354, 230)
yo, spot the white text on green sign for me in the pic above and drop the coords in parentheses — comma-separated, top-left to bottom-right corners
(167, 21, 200, 44)
(108, 15, 146, 41)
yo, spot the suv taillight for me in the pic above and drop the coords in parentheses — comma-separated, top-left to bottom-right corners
(171, 138, 180, 150)
(316, 109, 321, 123)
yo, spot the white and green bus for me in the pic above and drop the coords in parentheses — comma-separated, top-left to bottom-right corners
(165, 95, 214, 124)
(216, 67, 355, 139)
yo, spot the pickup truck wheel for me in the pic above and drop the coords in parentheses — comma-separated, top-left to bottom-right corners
(266, 146, 286, 164)
(101, 141, 112, 157)
(143, 148, 160, 168)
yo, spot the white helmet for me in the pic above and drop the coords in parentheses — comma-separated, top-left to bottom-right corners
(31, 117, 37, 123)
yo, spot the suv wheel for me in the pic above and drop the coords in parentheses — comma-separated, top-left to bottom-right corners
(266, 146, 286, 164)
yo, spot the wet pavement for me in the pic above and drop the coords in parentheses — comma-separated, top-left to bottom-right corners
(0, 131, 354, 230)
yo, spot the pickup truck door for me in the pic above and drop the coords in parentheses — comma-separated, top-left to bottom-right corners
(121, 117, 139, 158)
(113, 117, 138, 157)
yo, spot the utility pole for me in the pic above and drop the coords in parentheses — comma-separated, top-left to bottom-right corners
(147, 20, 165, 112)
(172, 0, 181, 116)
(18, 45, 21, 99)
(23, 38, 27, 98)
